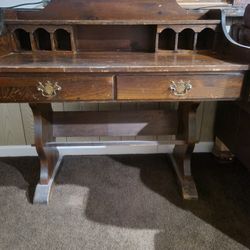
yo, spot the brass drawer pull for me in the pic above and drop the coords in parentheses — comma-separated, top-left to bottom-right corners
(37, 81, 62, 98)
(169, 80, 192, 97)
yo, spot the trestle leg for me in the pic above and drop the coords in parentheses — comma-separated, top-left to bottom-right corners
(171, 102, 200, 200)
(29, 103, 62, 204)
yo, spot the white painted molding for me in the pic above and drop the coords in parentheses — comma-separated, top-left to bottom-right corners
(0, 0, 47, 9)
(0, 141, 214, 157)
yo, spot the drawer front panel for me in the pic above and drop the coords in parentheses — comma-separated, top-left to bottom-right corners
(117, 74, 244, 101)
(0, 75, 114, 102)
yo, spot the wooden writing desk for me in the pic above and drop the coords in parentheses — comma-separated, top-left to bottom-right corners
(0, 0, 249, 204)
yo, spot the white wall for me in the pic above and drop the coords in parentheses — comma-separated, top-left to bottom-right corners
(0, 0, 47, 9)
(0, 102, 216, 146)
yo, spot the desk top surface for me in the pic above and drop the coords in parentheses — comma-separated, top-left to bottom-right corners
(0, 52, 248, 73)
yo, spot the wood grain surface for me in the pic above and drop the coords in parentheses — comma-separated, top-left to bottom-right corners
(117, 74, 244, 101)
(0, 75, 114, 102)
(3, 0, 201, 21)
(0, 52, 248, 73)
(53, 110, 178, 137)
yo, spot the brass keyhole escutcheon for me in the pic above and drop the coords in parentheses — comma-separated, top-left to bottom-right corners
(169, 80, 192, 97)
(37, 81, 62, 98)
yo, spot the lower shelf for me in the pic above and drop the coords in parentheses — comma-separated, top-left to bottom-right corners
(52, 110, 178, 137)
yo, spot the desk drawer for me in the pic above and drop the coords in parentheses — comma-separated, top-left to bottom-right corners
(0, 74, 114, 102)
(117, 74, 244, 101)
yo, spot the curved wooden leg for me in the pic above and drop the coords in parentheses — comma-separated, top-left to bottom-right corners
(171, 144, 198, 200)
(33, 156, 63, 204)
(30, 103, 61, 205)
(171, 102, 200, 200)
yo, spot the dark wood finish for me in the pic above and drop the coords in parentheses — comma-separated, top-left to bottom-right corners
(53, 110, 178, 137)
(29, 103, 63, 204)
(230, 5, 250, 46)
(171, 103, 200, 200)
(215, 101, 250, 170)
(0, 74, 114, 102)
(215, 6, 250, 171)
(234, 103, 250, 168)
(29, 103, 58, 184)
(3, 0, 201, 21)
(117, 74, 244, 101)
(0, 34, 11, 56)
(218, 10, 250, 63)
(76, 25, 156, 52)
(0, 53, 247, 73)
(215, 102, 239, 154)
(0, 0, 249, 204)
(0, 72, 244, 102)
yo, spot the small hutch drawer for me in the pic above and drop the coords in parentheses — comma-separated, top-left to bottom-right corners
(116, 74, 244, 101)
(0, 75, 114, 102)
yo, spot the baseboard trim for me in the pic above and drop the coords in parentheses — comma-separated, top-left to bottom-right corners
(0, 141, 214, 157)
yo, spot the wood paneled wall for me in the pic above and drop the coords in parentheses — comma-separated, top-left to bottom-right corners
(0, 102, 216, 145)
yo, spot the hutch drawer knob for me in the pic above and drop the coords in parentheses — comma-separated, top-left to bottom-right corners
(169, 80, 192, 97)
(37, 81, 62, 98)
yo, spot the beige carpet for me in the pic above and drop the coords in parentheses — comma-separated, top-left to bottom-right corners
(0, 153, 250, 250)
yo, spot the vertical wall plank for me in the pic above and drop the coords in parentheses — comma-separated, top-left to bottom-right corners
(52, 103, 64, 111)
(0, 102, 217, 146)
(80, 103, 99, 111)
(20, 103, 34, 145)
(0, 104, 26, 145)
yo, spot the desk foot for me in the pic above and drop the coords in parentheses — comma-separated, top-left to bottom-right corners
(181, 177, 198, 200)
(212, 137, 234, 162)
(33, 156, 63, 204)
(170, 144, 198, 200)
